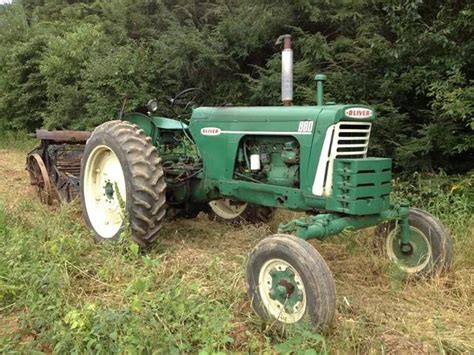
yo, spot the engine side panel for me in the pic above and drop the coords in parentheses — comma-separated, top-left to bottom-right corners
(233, 135, 300, 188)
(188, 106, 323, 194)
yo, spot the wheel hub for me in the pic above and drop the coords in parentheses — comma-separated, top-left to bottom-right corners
(400, 242, 413, 255)
(104, 181, 114, 200)
(386, 225, 432, 273)
(268, 266, 303, 313)
(258, 259, 306, 323)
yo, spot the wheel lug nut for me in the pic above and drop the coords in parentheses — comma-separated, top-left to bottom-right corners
(297, 290, 303, 301)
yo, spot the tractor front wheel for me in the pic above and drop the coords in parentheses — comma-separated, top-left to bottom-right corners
(246, 234, 336, 329)
(208, 198, 274, 224)
(375, 208, 453, 278)
(80, 120, 166, 248)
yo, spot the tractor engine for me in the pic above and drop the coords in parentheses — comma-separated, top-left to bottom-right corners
(235, 136, 300, 188)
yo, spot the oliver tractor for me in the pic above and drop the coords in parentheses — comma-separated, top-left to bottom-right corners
(33, 35, 454, 329)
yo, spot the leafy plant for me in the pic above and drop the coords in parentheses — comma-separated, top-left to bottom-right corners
(0, 0, 472, 173)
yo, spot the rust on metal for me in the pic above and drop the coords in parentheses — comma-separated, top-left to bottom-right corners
(282, 35, 292, 50)
(27, 129, 90, 204)
(26, 153, 53, 204)
(35, 129, 91, 143)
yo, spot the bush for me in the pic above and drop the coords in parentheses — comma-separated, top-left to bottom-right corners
(0, 0, 472, 174)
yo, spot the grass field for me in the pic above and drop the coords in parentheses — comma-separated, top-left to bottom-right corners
(0, 135, 473, 353)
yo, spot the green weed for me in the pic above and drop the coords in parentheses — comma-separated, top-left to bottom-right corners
(0, 169, 473, 353)
(0, 130, 36, 152)
(392, 171, 474, 267)
(391, 171, 473, 234)
(0, 202, 235, 353)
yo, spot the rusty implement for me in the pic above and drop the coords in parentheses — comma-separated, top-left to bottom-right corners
(26, 130, 91, 204)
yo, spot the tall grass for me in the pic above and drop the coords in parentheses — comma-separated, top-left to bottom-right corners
(0, 130, 36, 152)
(0, 155, 472, 352)
(0, 201, 240, 353)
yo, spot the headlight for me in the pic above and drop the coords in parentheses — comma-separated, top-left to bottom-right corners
(146, 98, 158, 113)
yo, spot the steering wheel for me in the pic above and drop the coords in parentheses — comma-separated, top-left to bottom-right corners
(170, 88, 206, 119)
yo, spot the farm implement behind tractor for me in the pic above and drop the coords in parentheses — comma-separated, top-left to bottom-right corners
(26, 35, 453, 330)
(26, 130, 90, 204)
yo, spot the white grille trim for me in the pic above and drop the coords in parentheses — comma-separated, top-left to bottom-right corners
(312, 121, 372, 196)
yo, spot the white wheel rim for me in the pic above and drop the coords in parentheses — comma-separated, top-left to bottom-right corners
(386, 225, 433, 274)
(83, 145, 127, 239)
(258, 258, 306, 324)
(209, 198, 248, 219)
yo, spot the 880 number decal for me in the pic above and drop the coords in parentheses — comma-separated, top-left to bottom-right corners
(298, 121, 314, 133)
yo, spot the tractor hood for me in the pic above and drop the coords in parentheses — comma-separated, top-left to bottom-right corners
(191, 105, 375, 123)
(192, 106, 322, 122)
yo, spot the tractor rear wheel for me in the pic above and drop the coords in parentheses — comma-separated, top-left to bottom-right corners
(375, 208, 453, 278)
(208, 198, 274, 224)
(80, 120, 166, 248)
(246, 234, 336, 329)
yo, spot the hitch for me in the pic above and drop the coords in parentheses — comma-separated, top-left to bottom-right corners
(278, 204, 410, 241)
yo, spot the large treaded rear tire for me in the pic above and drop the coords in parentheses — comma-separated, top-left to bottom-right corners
(80, 120, 166, 248)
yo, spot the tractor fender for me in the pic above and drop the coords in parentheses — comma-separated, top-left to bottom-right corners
(122, 112, 156, 138)
(151, 116, 188, 130)
(123, 113, 188, 145)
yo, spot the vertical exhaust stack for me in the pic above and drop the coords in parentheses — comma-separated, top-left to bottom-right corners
(276, 34, 293, 106)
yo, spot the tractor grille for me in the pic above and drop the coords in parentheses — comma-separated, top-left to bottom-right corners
(331, 122, 371, 158)
(312, 121, 372, 196)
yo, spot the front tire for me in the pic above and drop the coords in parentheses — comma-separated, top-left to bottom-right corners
(375, 208, 453, 277)
(80, 120, 166, 248)
(246, 234, 336, 329)
(208, 198, 274, 224)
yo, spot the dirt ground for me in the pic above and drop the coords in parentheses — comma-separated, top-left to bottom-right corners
(0, 148, 472, 353)
(0, 149, 34, 206)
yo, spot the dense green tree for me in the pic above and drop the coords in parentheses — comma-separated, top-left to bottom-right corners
(0, 0, 472, 173)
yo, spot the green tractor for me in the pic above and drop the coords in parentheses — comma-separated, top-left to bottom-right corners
(80, 35, 453, 329)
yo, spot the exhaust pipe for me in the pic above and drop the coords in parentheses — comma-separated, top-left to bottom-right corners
(276, 34, 293, 106)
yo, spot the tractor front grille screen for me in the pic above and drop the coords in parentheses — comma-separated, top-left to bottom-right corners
(332, 122, 371, 158)
(312, 121, 372, 196)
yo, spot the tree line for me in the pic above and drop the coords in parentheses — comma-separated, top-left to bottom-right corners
(0, 0, 472, 173)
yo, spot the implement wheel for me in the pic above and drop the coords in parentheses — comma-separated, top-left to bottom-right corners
(80, 120, 166, 248)
(246, 234, 336, 329)
(208, 198, 274, 224)
(375, 208, 453, 278)
(27, 153, 53, 204)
